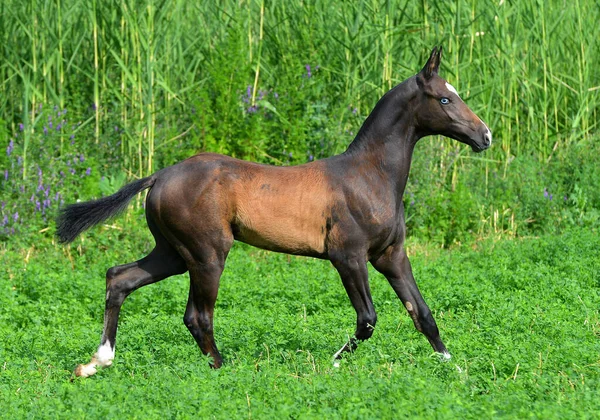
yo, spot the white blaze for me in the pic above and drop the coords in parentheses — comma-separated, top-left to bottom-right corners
(445, 82, 459, 97)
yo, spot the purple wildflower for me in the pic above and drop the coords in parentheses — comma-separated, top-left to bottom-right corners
(308, 154, 314, 162)
(35, 200, 41, 212)
(305, 64, 312, 78)
(80, 154, 85, 163)
(564, 195, 568, 202)
(242, 85, 252, 104)
(3, 170, 7, 181)
(543, 188, 553, 201)
(2, 215, 7, 226)
(13, 212, 19, 222)
(6, 139, 13, 156)
(49, 121, 53, 129)
(43, 126, 48, 135)
(86, 168, 91, 176)
(19, 123, 24, 131)
(273, 92, 279, 99)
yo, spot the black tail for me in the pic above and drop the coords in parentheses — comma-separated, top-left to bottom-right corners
(56, 176, 156, 244)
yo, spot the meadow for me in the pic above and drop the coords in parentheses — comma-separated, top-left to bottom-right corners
(1, 0, 600, 418)
(1, 223, 599, 418)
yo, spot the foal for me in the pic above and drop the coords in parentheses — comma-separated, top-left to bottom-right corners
(57, 47, 491, 377)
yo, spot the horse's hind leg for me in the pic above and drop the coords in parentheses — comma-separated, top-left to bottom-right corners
(183, 257, 226, 368)
(74, 237, 187, 377)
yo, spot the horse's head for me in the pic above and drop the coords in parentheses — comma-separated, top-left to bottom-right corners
(414, 46, 491, 152)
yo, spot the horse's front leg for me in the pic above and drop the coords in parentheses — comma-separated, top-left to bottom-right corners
(371, 245, 450, 359)
(330, 251, 377, 366)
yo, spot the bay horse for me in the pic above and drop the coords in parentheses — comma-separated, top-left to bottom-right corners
(57, 46, 491, 377)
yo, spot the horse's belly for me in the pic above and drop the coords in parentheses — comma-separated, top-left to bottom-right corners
(234, 205, 327, 257)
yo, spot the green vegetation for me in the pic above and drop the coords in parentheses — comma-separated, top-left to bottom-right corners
(1, 0, 599, 418)
(1, 226, 599, 417)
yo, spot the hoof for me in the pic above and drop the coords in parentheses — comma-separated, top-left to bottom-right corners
(74, 363, 97, 378)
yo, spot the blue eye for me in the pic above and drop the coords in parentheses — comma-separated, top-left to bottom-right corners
(440, 97, 450, 105)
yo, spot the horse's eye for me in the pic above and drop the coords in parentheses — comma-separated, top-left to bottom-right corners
(440, 97, 450, 105)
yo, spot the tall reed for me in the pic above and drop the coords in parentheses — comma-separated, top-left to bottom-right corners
(0, 0, 598, 207)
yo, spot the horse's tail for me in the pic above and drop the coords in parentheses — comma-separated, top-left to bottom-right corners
(56, 175, 157, 244)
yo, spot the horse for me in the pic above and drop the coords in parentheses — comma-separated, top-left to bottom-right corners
(57, 46, 491, 377)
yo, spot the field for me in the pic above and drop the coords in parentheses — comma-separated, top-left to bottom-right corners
(1, 0, 600, 418)
(1, 223, 599, 418)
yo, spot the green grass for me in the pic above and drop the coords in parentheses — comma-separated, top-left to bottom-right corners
(1, 223, 599, 418)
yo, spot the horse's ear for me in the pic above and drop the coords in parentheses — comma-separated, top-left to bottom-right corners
(420, 46, 442, 80)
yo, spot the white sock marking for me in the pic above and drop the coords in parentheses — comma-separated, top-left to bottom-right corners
(76, 362, 98, 378)
(96, 340, 114, 367)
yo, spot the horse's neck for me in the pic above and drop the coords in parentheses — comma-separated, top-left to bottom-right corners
(345, 109, 418, 193)
(342, 79, 420, 197)
(342, 130, 417, 198)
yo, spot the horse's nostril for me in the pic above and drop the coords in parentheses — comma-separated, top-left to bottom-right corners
(483, 129, 492, 147)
